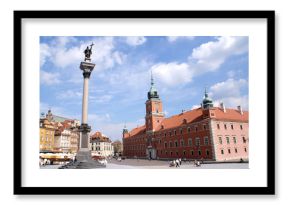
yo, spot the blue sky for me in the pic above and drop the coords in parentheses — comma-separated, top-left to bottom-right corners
(40, 36, 248, 141)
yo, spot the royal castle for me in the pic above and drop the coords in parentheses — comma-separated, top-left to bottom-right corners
(123, 74, 249, 162)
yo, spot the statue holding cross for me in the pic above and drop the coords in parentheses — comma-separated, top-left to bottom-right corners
(84, 42, 94, 62)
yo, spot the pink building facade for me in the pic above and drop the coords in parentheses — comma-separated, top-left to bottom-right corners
(210, 119, 249, 161)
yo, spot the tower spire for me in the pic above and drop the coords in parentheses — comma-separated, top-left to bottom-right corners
(151, 69, 154, 86)
(147, 70, 159, 99)
(204, 87, 208, 98)
(202, 87, 213, 109)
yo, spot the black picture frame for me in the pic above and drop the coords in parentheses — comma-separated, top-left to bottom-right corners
(14, 10, 275, 195)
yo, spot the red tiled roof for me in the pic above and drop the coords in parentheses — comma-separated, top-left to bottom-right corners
(214, 107, 248, 122)
(127, 107, 248, 138)
(91, 131, 111, 142)
(126, 125, 146, 138)
(156, 108, 204, 131)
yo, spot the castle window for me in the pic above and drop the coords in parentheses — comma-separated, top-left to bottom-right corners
(231, 124, 234, 130)
(206, 150, 210, 156)
(174, 130, 176, 135)
(217, 124, 220, 129)
(219, 137, 223, 144)
(195, 137, 200, 146)
(198, 150, 202, 156)
(240, 124, 243, 130)
(195, 127, 198, 132)
(221, 149, 224, 155)
(164, 142, 167, 148)
(183, 151, 186, 156)
(176, 151, 179, 156)
(226, 136, 230, 144)
(228, 149, 231, 154)
(235, 148, 238, 153)
(224, 124, 227, 129)
(175, 141, 178, 147)
(203, 124, 207, 130)
(191, 150, 194, 156)
(242, 136, 247, 143)
(187, 127, 191, 133)
(188, 138, 193, 146)
(180, 129, 183, 134)
(233, 136, 237, 144)
(180, 139, 184, 147)
(169, 141, 173, 147)
(204, 137, 209, 145)
(244, 147, 247, 152)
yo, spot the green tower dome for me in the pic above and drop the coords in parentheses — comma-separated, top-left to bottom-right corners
(202, 88, 213, 109)
(147, 71, 159, 99)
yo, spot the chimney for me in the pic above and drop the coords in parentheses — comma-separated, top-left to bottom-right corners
(237, 105, 243, 115)
(220, 102, 226, 113)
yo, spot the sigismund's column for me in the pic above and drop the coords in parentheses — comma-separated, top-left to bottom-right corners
(79, 43, 95, 151)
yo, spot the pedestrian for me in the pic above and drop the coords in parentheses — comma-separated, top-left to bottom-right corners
(179, 158, 182, 165)
(175, 159, 180, 167)
(39, 157, 43, 166)
(197, 161, 201, 167)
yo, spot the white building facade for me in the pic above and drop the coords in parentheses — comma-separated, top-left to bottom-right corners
(89, 131, 114, 157)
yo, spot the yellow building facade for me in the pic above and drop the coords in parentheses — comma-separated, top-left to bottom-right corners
(39, 119, 55, 152)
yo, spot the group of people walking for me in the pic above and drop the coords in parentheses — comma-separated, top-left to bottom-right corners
(169, 158, 203, 168)
(169, 158, 183, 167)
(39, 158, 51, 166)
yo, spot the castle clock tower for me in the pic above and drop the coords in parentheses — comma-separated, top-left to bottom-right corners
(145, 72, 164, 133)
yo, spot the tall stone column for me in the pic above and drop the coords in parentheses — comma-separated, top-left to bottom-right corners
(79, 44, 95, 151)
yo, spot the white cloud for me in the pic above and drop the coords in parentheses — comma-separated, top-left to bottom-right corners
(227, 70, 235, 78)
(112, 51, 126, 65)
(190, 36, 248, 75)
(125, 36, 146, 46)
(89, 94, 112, 103)
(40, 36, 126, 71)
(167, 36, 195, 42)
(40, 43, 51, 67)
(209, 78, 248, 109)
(210, 78, 247, 98)
(56, 90, 82, 99)
(214, 96, 249, 110)
(150, 36, 248, 89)
(152, 62, 192, 87)
(40, 70, 60, 85)
(40, 102, 68, 118)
